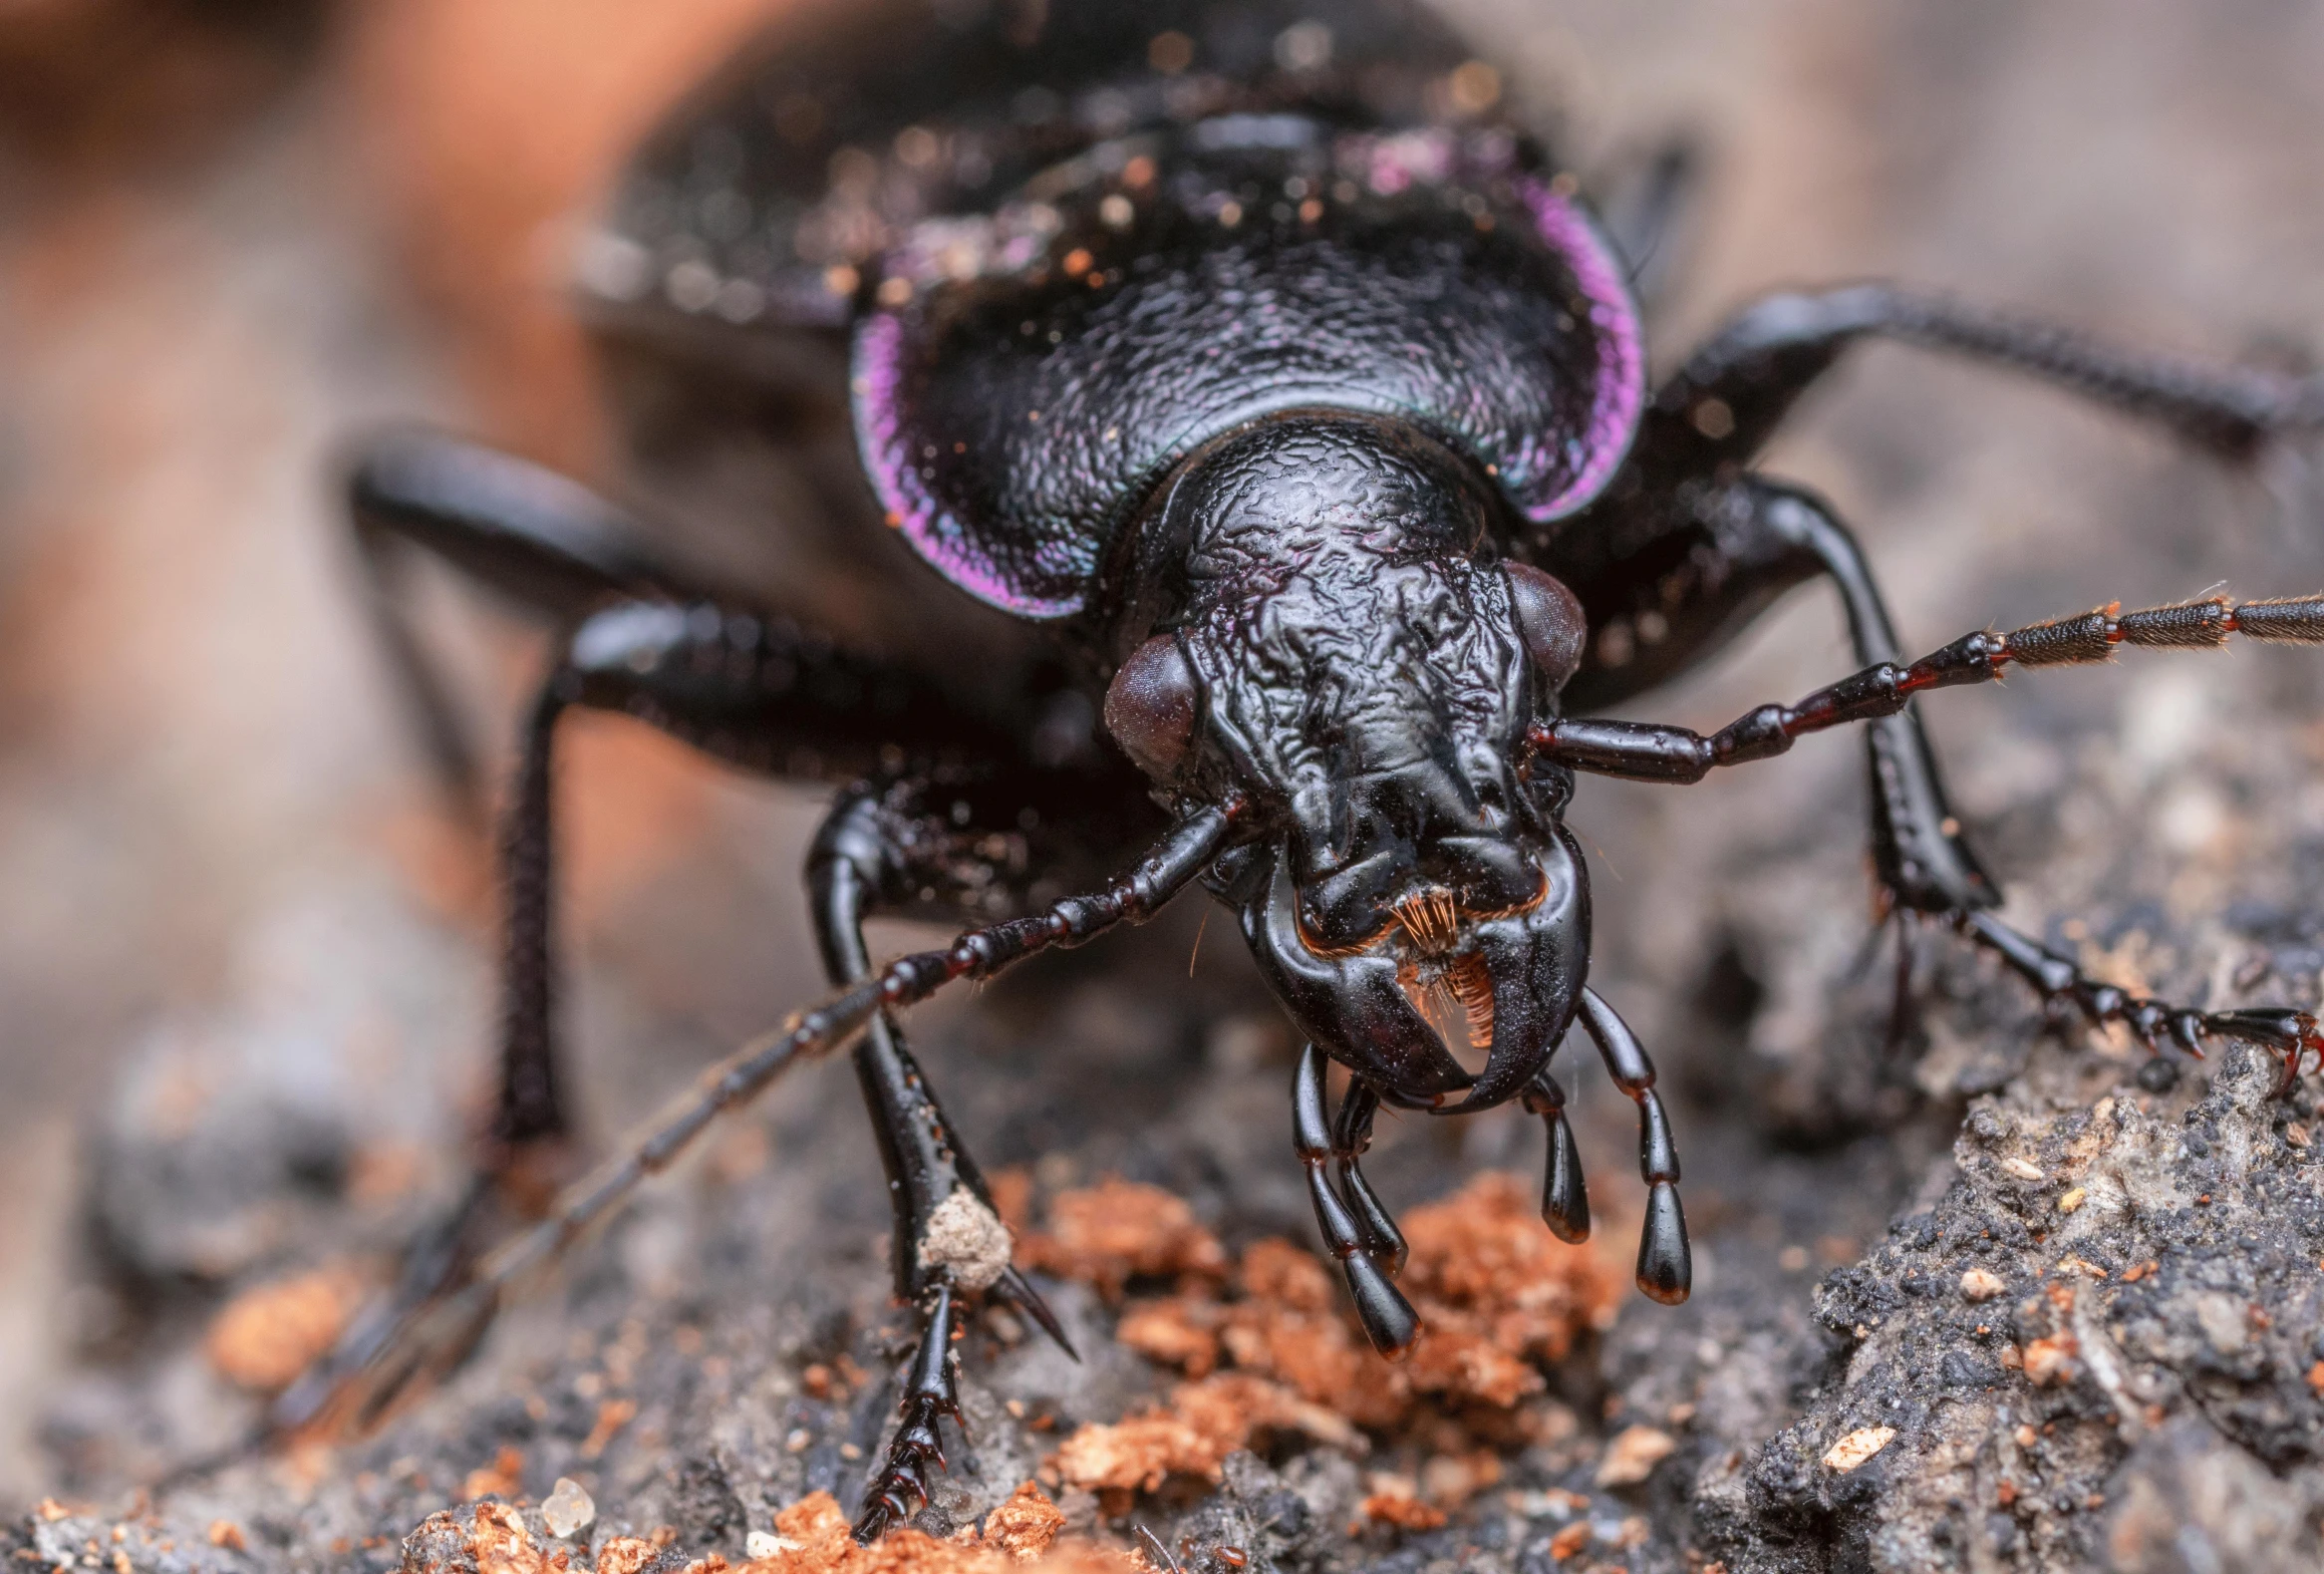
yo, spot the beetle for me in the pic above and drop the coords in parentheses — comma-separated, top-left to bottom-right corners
(297, 0, 2324, 1541)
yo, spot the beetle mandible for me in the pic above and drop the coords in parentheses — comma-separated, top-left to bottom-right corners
(303, 0, 2324, 1541)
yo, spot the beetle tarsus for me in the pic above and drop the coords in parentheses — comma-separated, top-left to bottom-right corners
(853, 1284, 963, 1543)
(1957, 910, 2322, 1097)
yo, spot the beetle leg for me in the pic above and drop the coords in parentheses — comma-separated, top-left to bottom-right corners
(346, 430, 705, 812)
(1293, 1045, 1419, 1358)
(852, 1284, 965, 1543)
(808, 786, 1084, 1538)
(1639, 283, 2321, 476)
(1560, 480, 1999, 916)
(267, 803, 1230, 1456)
(1954, 910, 2323, 1098)
(269, 666, 579, 1437)
(1572, 989, 1690, 1306)
(1887, 909, 1922, 1051)
(1541, 590, 2324, 1100)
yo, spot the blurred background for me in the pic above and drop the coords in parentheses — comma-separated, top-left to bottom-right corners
(2, 0, 2322, 1515)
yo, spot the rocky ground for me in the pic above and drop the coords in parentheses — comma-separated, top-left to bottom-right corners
(5, 3, 2324, 1572)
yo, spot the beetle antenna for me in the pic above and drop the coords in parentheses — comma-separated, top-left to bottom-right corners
(1533, 591, 2324, 787)
(275, 803, 1237, 1440)
(1534, 597, 2324, 1095)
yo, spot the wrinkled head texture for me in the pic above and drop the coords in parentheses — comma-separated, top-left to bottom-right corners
(1104, 415, 1591, 1109)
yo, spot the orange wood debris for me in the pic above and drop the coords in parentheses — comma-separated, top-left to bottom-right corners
(734, 1489, 1137, 1574)
(1359, 1491, 1446, 1532)
(1013, 1177, 1228, 1299)
(203, 1266, 368, 1391)
(1044, 1172, 1618, 1506)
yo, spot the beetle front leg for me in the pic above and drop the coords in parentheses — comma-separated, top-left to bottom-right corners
(1562, 479, 1999, 917)
(811, 777, 1224, 1538)
(808, 787, 1067, 1540)
(1542, 592, 2324, 1098)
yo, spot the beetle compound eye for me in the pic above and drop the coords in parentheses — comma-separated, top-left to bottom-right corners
(1104, 633, 1199, 782)
(1506, 562, 1588, 691)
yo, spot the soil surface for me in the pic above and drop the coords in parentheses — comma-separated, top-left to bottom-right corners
(4, 3, 2324, 1572)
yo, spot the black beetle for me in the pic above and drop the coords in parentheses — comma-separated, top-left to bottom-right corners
(301, 0, 2324, 1540)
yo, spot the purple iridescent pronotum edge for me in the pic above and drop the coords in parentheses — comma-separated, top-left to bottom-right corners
(852, 311, 1082, 620)
(853, 181, 1645, 616)
(1518, 179, 1647, 521)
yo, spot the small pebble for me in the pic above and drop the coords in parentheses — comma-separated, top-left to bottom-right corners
(2023, 1336, 2077, 1385)
(1594, 1425, 1675, 1487)
(1960, 1268, 2006, 1302)
(2001, 1157, 2045, 1181)
(541, 1478, 595, 1539)
(1822, 1426, 1896, 1472)
(2057, 1187, 2087, 1214)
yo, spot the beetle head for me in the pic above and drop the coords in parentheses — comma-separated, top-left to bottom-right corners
(1106, 415, 1592, 1108)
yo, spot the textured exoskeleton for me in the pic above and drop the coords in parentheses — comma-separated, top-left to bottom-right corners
(306, 0, 2324, 1541)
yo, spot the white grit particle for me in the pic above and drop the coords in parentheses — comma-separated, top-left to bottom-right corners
(541, 1478, 595, 1539)
(917, 1186, 1015, 1290)
(1959, 1268, 2007, 1302)
(1823, 1426, 1897, 1472)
